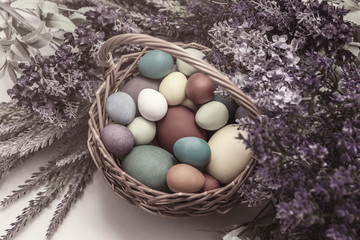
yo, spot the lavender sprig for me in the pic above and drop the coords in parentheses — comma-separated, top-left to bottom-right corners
(1, 163, 75, 240)
(46, 158, 95, 239)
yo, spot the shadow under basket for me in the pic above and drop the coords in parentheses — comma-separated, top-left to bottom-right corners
(87, 33, 260, 217)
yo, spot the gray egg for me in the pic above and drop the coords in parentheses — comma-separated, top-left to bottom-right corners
(105, 92, 136, 124)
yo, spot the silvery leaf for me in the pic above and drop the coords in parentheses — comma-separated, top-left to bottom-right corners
(26, 33, 52, 49)
(7, 63, 18, 83)
(344, 10, 360, 25)
(44, 13, 76, 32)
(0, 55, 6, 70)
(347, 45, 360, 57)
(21, 22, 44, 42)
(69, 12, 86, 25)
(77, 7, 95, 13)
(20, 23, 52, 48)
(339, 0, 360, 10)
(0, 39, 14, 50)
(52, 30, 65, 41)
(14, 38, 31, 62)
(10, 0, 39, 10)
(38, 1, 59, 14)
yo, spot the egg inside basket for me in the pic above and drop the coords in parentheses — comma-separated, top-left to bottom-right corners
(87, 33, 259, 217)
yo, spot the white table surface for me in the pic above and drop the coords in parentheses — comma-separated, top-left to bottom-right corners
(0, 4, 259, 239)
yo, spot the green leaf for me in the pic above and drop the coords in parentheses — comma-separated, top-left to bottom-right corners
(10, 0, 39, 10)
(344, 10, 360, 25)
(38, 1, 59, 14)
(44, 13, 76, 32)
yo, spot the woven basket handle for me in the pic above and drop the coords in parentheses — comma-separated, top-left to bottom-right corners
(98, 33, 259, 119)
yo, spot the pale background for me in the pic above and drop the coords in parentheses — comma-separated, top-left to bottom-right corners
(0, 1, 259, 239)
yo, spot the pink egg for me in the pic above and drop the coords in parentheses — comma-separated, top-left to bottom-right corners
(203, 174, 220, 191)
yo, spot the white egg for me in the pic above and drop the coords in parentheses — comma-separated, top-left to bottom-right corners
(138, 88, 168, 121)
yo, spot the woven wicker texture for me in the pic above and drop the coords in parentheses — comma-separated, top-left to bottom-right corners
(88, 33, 260, 217)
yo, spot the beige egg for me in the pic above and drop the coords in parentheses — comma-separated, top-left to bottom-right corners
(206, 124, 252, 184)
(159, 72, 187, 105)
(181, 98, 198, 112)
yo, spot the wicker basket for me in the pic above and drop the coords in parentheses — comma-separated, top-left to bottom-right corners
(87, 33, 259, 217)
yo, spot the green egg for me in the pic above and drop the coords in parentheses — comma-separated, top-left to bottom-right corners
(195, 101, 229, 131)
(121, 145, 177, 192)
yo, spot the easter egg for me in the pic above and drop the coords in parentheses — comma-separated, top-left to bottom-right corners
(100, 124, 134, 156)
(181, 98, 198, 112)
(122, 145, 177, 192)
(157, 106, 207, 154)
(195, 101, 229, 131)
(121, 75, 160, 115)
(203, 174, 220, 191)
(138, 88, 168, 121)
(206, 124, 252, 184)
(176, 48, 205, 76)
(186, 73, 215, 104)
(173, 137, 210, 168)
(166, 164, 205, 193)
(159, 72, 187, 105)
(105, 92, 136, 125)
(127, 117, 156, 145)
(138, 50, 174, 79)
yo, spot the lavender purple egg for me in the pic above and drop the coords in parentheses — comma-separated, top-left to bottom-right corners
(100, 124, 134, 156)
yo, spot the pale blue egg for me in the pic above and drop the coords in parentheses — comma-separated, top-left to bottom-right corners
(138, 50, 174, 79)
(173, 137, 211, 168)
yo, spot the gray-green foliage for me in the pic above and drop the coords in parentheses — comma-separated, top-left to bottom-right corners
(0, 1, 89, 82)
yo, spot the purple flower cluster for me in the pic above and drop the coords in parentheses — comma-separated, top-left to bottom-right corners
(200, 0, 360, 239)
(7, 5, 137, 126)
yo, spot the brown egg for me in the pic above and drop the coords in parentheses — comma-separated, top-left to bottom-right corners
(203, 174, 220, 191)
(156, 106, 207, 154)
(185, 73, 216, 104)
(166, 164, 205, 193)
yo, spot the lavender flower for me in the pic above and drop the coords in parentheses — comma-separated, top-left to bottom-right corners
(7, 5, 137, 126)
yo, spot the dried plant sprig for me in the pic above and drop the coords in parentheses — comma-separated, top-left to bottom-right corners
(0, 121, 66, 158)
(0, 102, 36, 141)
(0, 117, 90, 207)
(1, 162, 76, 240)
(46, 158, 95, 239)
(0, 155, 29, 182)
(0, 160, 67, 207)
